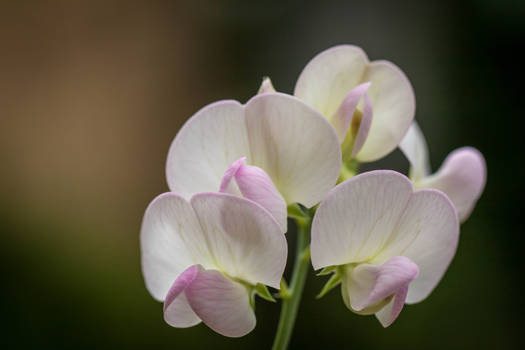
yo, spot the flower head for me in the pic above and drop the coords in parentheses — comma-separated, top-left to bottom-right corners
(166, 93, 342, 229)
(294, 45, 415, 162)
(141, 192, 287, 337)
(311, 170, 459, 327)
(400, 122, 487, 222)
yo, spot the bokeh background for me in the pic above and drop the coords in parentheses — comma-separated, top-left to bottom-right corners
(2, 0, 523, 349)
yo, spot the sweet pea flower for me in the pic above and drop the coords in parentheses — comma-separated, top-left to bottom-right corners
(311, 170, 459, 327)
(399, 122, 486, 222)
(294, 45, 415, 163)
(141, 192, 287, 337)
(166, 93, 342, 231)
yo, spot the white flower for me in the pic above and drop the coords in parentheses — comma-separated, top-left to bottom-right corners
(294, 45, 415, 162)
(141, 192, 287, 337)
(311, 171, 459, 327)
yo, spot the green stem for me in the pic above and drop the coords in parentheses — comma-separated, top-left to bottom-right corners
(338, 160, 359, 184)
(271, 218, 311, 350)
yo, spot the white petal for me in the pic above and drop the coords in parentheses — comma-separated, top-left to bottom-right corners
(163, 265, 201, 328)
(399, 122, 431, 181)
(356, 61, 415, 162)
(140, 193, 214, 301)
(186, 267, 255, 337)
(258, 77, 277, 94)
(190, 192, 287, 289)
(294, 45, 369, 120)
(311, 171, 413, 270)
(373, 189, 459, 303)
(166, 100, 251, 199)
(417, 147, 486, 222)
(245, 93, 341, 207)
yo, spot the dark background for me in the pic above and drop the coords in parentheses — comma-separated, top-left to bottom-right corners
(1, 0, 523, 349)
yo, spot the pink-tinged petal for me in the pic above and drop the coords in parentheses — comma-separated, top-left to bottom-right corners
(190, 193, 286, 289)
(331, 82, 371, 143)
(312, 170, 459, 306)
(140, 193, 214, 301)
(351, 93, 373, 156)
(311, 171, 413, 270)
(185, 268, 255, 338)
(348, 256, 418, 311)
(399, 122, 431, 181)
(356, 60, 415, 162)
(235, 163, 287, 233)
(374, 189, 459, 304)
(245, 93, 341, 207)
(219, 157, 245, 196)
(166, 100, 251, 199)
(375, 284, 409, 327)
(417, 147, 486, 222)
(219, 157, 287, 232)
(294, 45, 369, 119)
(258, 77, 277, 94)
(163, 265, 201, 328)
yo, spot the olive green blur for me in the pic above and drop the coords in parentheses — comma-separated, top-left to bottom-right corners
(1, 0, 523, 349)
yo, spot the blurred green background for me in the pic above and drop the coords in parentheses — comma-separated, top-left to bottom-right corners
(1, 0, 523, 349)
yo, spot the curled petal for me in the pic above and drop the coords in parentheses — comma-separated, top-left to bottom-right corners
(245, 93, 341, 207)
(185, 267, 256, 337)
(219, 157, 245, 196)
(399, 122, 431, 181)
(356, 61, 415, 162)
(294, 45, 369, 119)
(331, 82, 371, 143)
(348, 256, 419, 312)
(163, 265, 201, 328)
(417, 147, 486, 222)
(235, 162, 287, 232)
(375, 284, 410, 327)
(351, 93, 373, 157)
(220, 157, 287, 232)
(191, 193, 286, 289)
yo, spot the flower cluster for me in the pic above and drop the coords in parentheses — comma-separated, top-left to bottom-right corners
(140, 45, 486, 339)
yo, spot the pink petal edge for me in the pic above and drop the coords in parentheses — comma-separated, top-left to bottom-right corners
(219, 157, 287, 232)
(375, 284, 410, 327)
(219, 157, 246, 194)
(163, 264, 202, 328)
(350, 256, 419, 311)
(352, 93, 373, 156)
(331, 82, 371, 143)
(185, 268, 256, 338)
